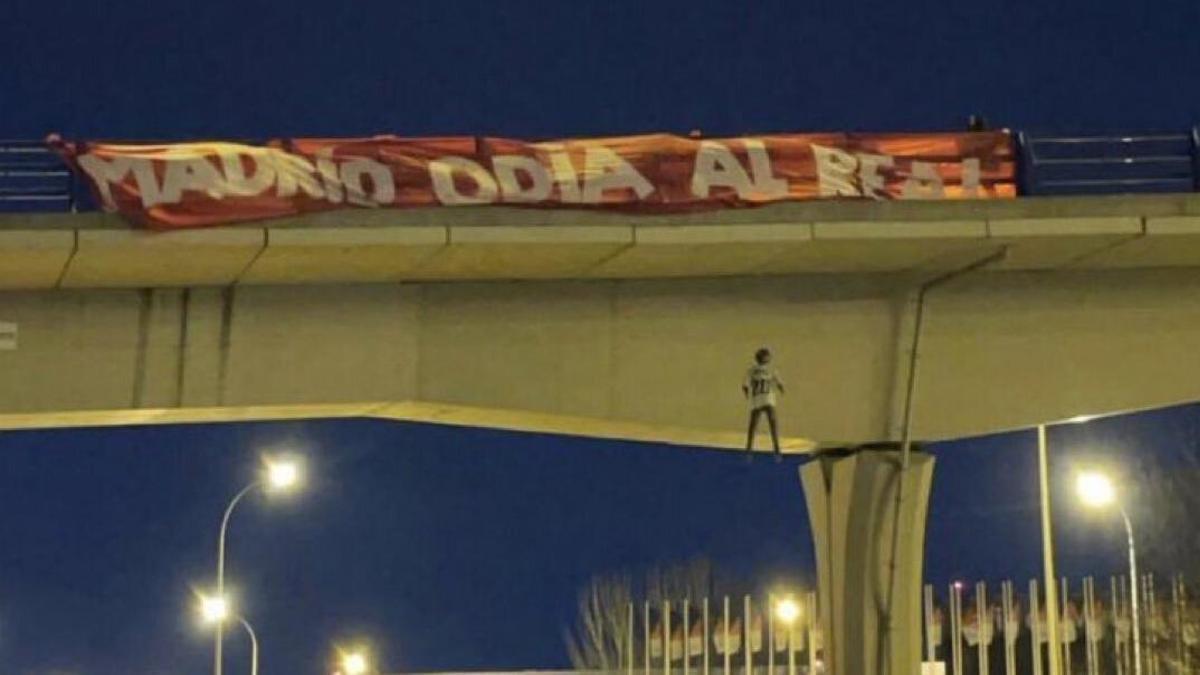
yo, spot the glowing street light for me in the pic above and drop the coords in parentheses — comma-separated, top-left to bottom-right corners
(266, 459, 301, 492)
(1076, 471, 1116, 507)
(1076, 470, 1141, 675)
(199, 594, 229, 624)
(774, 597, 801, 625)
(213, 456, 305, 675)
(772, 596, 802, 675)
(341, 651, 369, 675)
(197, 595, 260, 675)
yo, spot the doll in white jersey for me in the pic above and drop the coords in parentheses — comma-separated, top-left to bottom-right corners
(743, 347, 785, 458)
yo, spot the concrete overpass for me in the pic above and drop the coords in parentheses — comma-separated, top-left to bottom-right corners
(6, 192, 1200, 674)
(4, 193, 1200, 444)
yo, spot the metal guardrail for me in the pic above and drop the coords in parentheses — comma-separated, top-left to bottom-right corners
(1018, 131, 1199, 196)
(4, 131, 1200, 214)
(0, 140, 77, 212)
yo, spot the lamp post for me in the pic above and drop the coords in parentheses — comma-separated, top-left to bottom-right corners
(1076, 471, 1141, 675)
(238, 617, 259, 675)
(214, 458, 302, 675)
(1037, 424, 1064, 675)
(1036, 416, 1097, 675)
(199, 594, 260, 675)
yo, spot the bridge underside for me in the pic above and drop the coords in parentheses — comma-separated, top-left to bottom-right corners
(3, 193, 1200, 444)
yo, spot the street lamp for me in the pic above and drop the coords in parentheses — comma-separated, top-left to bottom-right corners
(774, 597, 800, 675)
(1076, 470, 1141, 675)
(341, 650, 370, 675)
(1035, 416, 1099, 675)
(774, 597, 800, 625)
(200, 594, 229, 624)
(198, 594, 260, 675)
(214, 456, 303, 675)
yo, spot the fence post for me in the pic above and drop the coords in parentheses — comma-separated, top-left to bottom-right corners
(950, 583, 963, 675)
(665, 600, 672, 675)
(1061, 577, 1072, 675)
(1031, 579, 1044, 675)
(743, 595, 752, 675)
(703, 597, 710, 675)
(684, 598, 690, 675)
(724, 596, 731, 675)
(645, 601, 652, 675)
(976, 581, 990, 675)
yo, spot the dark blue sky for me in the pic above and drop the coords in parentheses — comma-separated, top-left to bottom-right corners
(3, 1, 1200, 139)
(4, 1, 1200, 673)
(1, 405, 1197, 675)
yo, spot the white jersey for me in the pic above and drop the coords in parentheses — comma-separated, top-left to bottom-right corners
(745, 364, 783, 408)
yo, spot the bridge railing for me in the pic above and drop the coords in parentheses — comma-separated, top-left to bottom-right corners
(0, 139, 77, 212)
(5, 130, 1200, 215)
(1017, 131, 1198, 196)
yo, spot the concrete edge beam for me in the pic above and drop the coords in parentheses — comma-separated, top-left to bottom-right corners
(813, 219, 988, 241)
(448, 224, 633, 245)
(1146, 215, 1200, 236)
(265, 225, 448, 247)
(987, 216, 1143, 238)
(633, 223, 814, 245)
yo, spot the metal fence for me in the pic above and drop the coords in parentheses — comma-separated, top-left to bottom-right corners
(629, 574, 1196, 675)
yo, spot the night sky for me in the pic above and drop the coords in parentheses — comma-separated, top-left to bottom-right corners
(2, 1, 1199, 139)
(0, 407, 1197, 674)
(4, 1, 1200, 674)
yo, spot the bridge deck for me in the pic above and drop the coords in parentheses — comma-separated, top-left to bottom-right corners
(4, 193, 1200, 289)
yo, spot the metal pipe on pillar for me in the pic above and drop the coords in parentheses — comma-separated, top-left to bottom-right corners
(924, 584, 936, 664)
(806, 592, 818, 675)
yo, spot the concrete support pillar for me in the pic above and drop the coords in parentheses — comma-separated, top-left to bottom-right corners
(800, 445, 935, 675)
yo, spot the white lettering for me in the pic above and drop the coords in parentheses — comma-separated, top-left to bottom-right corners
(492, 155, 552, 202)
(532, 143, 582, 203)
(581, 147, 654, 203)
(429, 156, 499, 205)
(692, 139, 787, 200)
(856, 153, 894, 199)
(76, 154, 136, 209)
(217, 150, 276, 197)
(961, 157, 981, 198)
(340, 158, 394, 206)
(903, 161, 945, 199)
(743, 139, 787, 199)
(271, 152, 325, 199)
(315, 148, 344, 204)
(158, 157, 225, 206)
(691, 141, 753, 198)
(811, 144, 861, 197)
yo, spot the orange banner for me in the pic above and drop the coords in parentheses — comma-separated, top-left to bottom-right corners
(51, 131, 1015, 229)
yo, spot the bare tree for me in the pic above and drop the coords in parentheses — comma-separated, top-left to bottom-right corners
(564, 558, 714, 671)
(1132, 416, 1200, 579)
(645, 558, 713, 603)
(564, 574, 634, 671)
